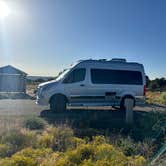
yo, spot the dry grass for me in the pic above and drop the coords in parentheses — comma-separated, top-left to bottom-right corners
(146, 91, 166, 105)
(0, 116, 24, 134)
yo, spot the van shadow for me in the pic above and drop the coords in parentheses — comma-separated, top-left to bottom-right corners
(40, 109, 150, 139)
(148, 103, 166, 109)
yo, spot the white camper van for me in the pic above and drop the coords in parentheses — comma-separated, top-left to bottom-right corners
(36, 59, 146, 112)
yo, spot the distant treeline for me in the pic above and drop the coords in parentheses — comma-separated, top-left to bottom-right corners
(27, 77, 55, 83)
(146, 76, 166, 91)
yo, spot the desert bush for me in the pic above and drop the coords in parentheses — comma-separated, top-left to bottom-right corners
(40, 136, 146, 166)
(75, 128, 106, 138)
(0, 145, 146, 166)
(115, 136, 139, 156)
(113, 135, 155, 159)
(0, 147, 52, 166)
(138, 138, 156, 159)
(0, 129, 37, 156)
(67, 144, 95, 165)
(0, 144, 11, 158)
(0, 127, 147, 166)
(40, 152, 62, 166)
(38, 126, 74, 151)
(160, 92, 166, 104)
(147, 91, 166, 105)
(0, 130, 29, 155)
(21, 129, 38, 148)
(23, 116, 47, 130)
(70, 137, 86, 148)
(92, 135, 109, 145)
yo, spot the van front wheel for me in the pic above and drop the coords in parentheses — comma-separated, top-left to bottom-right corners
(50, 94, 67, 112)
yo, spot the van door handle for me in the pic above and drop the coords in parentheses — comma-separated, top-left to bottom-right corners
(80, 84, 85, 87)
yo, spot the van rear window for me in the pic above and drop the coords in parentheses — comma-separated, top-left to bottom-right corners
(91, 69, 143, 85)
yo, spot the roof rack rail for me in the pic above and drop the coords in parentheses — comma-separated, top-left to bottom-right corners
(111, 58, 126, 62)
(98, 59, 107, 61)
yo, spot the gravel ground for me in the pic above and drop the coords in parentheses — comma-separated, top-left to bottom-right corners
(0, 99, 165, 116)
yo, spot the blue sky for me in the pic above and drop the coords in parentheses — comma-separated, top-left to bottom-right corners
(0, 0, 166, 79)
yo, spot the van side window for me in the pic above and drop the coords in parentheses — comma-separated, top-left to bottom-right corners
(91, 69, 143, 85)
(63, 68, 86, 83)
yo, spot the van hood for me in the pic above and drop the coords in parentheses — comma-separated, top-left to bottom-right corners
(38, 80, 59, 88)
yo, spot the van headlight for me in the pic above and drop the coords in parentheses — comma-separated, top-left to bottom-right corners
(40, 88, 47, 98)
(37, 84, 53, 97)
(40, 90, 44, 97)
(37, 86, 45, 97)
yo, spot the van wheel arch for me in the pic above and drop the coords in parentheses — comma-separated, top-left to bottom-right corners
(49, 93, 68, 103)
(49, 93, 68, 112)
(120, 95, 136, 112)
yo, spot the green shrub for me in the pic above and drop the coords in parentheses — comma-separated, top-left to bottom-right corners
(23, 116, 46, 130)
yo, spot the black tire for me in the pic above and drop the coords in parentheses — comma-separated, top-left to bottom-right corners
(120, 96, 135, 112)
(50, 94, 67, 112)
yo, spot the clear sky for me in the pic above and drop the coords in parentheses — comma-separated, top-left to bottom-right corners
(0, 0, 166, 79)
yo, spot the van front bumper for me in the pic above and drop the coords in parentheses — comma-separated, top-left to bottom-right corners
(36, 96, 49, 106)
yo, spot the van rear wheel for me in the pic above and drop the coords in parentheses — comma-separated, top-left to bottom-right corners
(50, 95, 67, 112)
(120, 96, 135, 112)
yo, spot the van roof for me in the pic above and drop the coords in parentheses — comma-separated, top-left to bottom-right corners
(77, 59, 143, 66)
(73, 59, 145, 72)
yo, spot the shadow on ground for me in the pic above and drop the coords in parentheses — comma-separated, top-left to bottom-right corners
(148, 103, 166, 109)
(39, 108, 164, 140)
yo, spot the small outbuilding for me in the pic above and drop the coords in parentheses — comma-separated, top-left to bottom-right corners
(0, 65, 27, 93)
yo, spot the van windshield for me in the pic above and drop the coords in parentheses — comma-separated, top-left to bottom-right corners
(55, 68, 70, 81)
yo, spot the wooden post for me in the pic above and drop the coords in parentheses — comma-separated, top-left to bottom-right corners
(124, 98, 134, 124)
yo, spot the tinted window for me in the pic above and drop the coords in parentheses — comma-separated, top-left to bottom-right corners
(63, 68, 86, 83)
(91, 69, 143, 85)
